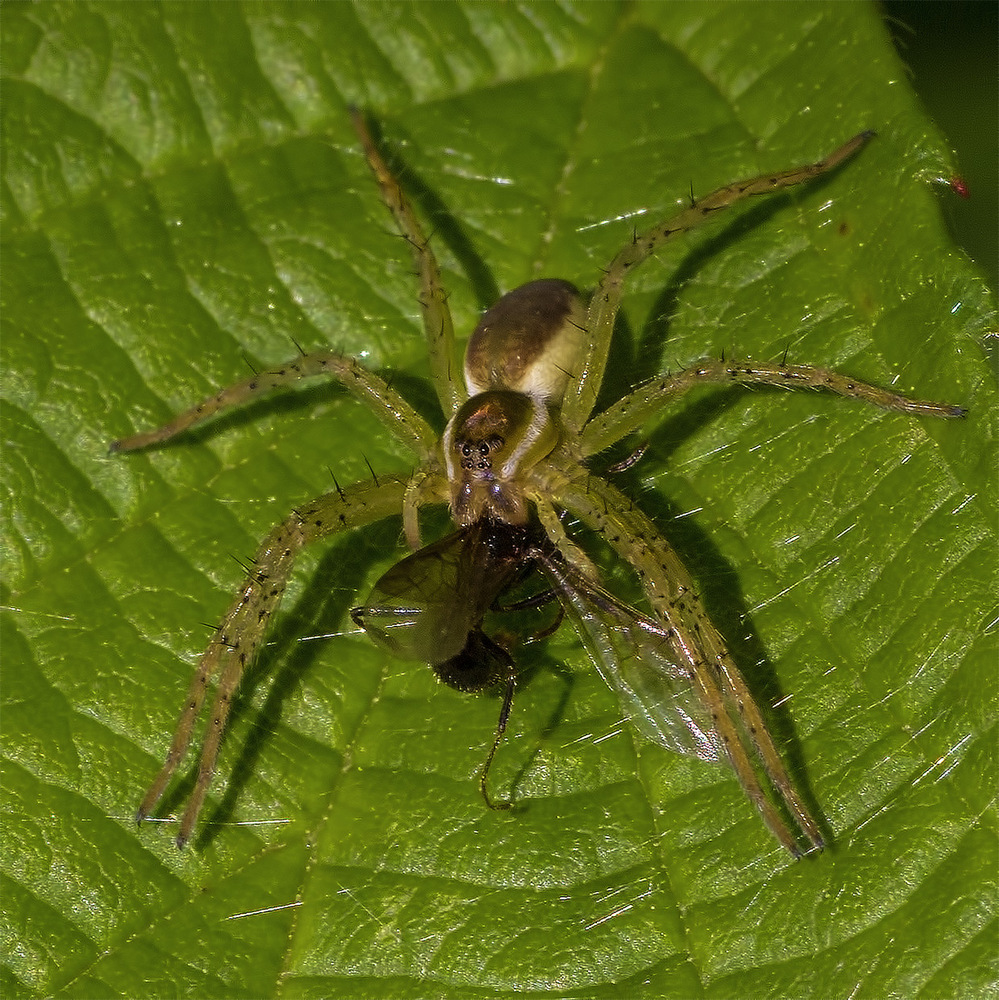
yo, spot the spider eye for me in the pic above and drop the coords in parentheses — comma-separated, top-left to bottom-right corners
(443, 389, 557, 526)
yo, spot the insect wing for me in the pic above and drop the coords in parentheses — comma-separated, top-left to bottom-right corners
(538, 556, 724, 763)
(353, 522, 524, 668)
(353, 528, 481, 665)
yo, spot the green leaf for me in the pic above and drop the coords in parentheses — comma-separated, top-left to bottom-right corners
(3, 3, 995, 998)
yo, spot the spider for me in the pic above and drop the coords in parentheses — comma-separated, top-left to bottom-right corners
(115, 111, 965, 854)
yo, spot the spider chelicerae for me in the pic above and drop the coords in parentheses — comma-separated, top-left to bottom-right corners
(115, 112, 964, 854)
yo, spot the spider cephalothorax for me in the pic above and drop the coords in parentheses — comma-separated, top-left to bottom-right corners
(443, 277, 585, 526)
(115, 112, 964, 853)
(445, 387, 557, 525)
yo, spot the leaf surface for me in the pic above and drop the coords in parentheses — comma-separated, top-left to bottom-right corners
(3, 3, 995, 998)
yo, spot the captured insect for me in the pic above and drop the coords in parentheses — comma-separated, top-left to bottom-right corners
(115, 111, 965, 854)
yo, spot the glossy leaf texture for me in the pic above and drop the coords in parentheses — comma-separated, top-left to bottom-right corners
(2, 3, 995, 998)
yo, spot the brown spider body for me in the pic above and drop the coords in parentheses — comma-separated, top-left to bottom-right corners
(115, 112, 964, 853)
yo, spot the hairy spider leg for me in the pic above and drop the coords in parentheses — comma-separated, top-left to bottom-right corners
(402, 466, 448, 550)
(122, 112, 470, 847)
(564, 131, 876, 431)
(113, 113, 464, 458)
(111, 351, 439, 459)
(533, 494, 598, 580)
(137, 476, 410, 848)
(580, 358, 967, 458)
(556, 476, 823, 855)
(119, 114, 967, 855)
(350, 108, 464, 416)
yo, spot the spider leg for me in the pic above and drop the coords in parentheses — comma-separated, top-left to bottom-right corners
(564, 132, 875, 430)
(111, 351, 438, 458)
(533, 494, 598, 580)
(137, 474, 409, 848)
(350, 108, 464, 416)
(402, 466, 449, 550)
(581, 358, 966, 457)
(555, 474, 822, 855)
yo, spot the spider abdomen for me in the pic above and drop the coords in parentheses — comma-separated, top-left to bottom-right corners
(464, 278, 586, 404)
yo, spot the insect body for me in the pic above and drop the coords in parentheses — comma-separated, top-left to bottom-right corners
(116, 112, 964, 853)
(351, 518, 533, 810)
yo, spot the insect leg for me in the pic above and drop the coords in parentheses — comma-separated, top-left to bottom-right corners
(581, 357, 965, 457)
(137, 475, 409, 848)
(350, 108, 463, 416)
(564, 132, 875, 430)
(479, 654, 517, 812)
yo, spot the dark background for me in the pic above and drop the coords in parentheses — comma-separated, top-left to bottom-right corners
(882, 1, 998, 283)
